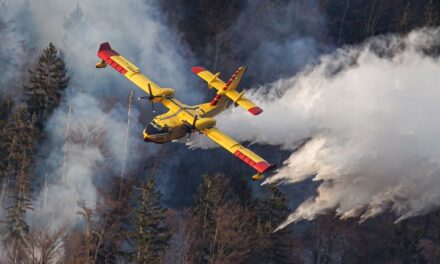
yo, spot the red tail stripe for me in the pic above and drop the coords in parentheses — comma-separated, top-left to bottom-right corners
(222, 68, 241, 91)
(209, 67, 242, 107)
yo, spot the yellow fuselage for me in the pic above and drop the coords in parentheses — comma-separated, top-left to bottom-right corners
(143, 116, 187, 144)
(142, 97, 217, 143)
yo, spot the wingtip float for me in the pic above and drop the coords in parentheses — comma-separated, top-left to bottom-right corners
(96, 42, 275, 180)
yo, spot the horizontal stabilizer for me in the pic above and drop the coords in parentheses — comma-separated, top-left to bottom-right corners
(192, 66, 263, 115)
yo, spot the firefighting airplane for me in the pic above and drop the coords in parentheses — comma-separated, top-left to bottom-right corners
(96, 42, 275, 180)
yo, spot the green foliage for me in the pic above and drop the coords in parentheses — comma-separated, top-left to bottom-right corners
(190, 174, 232, 263)
(130, 178, 171, 263)
(397, 1, 413, 33)
(193, 174, 232, 235)
(251, 184, 295, 264)
(93, 174, 135, 263)
(186, 174, 257, 264)
(0, 94, 12, 124)
(0, 94, 12, 184)
(424, 0, 439, 27)
(1, 104, 37, 263)
(390, 222, 425, 263)
(25, 43, 69, 126)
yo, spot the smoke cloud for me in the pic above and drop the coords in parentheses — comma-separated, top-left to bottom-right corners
(0, 0, 200, 230)
(228, 0, 328, 84)
(193, 28, 440, 228)
(0, 0, 28, 97)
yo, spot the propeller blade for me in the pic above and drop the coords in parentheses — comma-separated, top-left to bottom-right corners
(192, 115, 198, 128)
(148, 83, 154, 100)
(151, 102, 155, 113)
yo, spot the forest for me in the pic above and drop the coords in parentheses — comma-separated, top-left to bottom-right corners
(1, 0, 440, 263)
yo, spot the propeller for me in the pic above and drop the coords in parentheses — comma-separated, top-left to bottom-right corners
(147, 83, 156, 113)
(137, 83, 157, 113)
(192, 115, 198, 128)
(187, 115, 198, 141)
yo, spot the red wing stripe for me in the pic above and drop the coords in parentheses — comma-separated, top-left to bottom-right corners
(98, 42, 119, 59)
(97, 42, 127, 75)
(254, 161, 275, 174)
(248, 107, 263, 116)
(192, 66, 206, 74)
(104, 57, 128, 75)
(234, 150, 275, 173)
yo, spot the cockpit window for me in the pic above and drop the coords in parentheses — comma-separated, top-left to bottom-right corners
(146, 121, 170, 135)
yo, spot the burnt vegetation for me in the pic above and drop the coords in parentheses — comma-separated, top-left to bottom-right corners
(0, 0, 440, 263)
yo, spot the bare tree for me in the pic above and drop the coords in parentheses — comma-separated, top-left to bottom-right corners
(25, 226, 67, 264)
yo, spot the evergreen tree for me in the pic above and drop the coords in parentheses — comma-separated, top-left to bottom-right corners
(397, 1, 413, 33)
(185, 174, 257, 264)
(1, 104, 37, 263)
(94, 173, 135, 263)
(390, 222, 425, 263)
(130, 178, 170, 263)
(190, 174, 232, 264)
(0, 94, 12, 187)
(25, 43, 69, 126)
(0, 94, 12, 125)
(251, 184, 296, 264)
(424, 0, 439, 27)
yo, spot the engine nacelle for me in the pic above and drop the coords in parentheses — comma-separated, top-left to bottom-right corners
(151, 88, 175, 102)
(194, 117, 216, 130)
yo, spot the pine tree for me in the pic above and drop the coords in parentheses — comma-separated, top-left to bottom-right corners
(1, 104, 37, 263)
(25, 43, 69, 126)
(184, 174, 258, 264)
(189, 174, 232, 264)
(251, 184, 296, 264)
(0, 94, 12, 189)
(130, 178, 170, 263)
(424, 0, 439, 27)
(93, 173, 135, 263)
(0, 94, 12, 125)
(391, 222, 425, 263)
(397, 1, 413, 33)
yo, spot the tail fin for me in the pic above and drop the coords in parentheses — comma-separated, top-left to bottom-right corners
(192, 66, 263, 115)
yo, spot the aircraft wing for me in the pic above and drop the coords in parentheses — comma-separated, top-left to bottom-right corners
(97, 42, 174, 99)
(191, 66, 225, 90)
(225, 89, 262, 115)
(192, 66, 263, 115)
(202, 127, 275, 177)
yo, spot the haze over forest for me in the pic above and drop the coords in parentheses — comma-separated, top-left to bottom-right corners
(1, 0, 440, 263)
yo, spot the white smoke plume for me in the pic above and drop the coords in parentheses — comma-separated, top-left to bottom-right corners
(192, 28, 440, 228)
(0, 0, 200, 231)
(0, 0, 28, 97)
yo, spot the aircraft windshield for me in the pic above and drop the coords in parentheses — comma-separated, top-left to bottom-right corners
(146, 121, 170, 135)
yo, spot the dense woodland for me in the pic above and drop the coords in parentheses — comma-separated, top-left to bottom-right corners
(1, 0, 440, 263)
